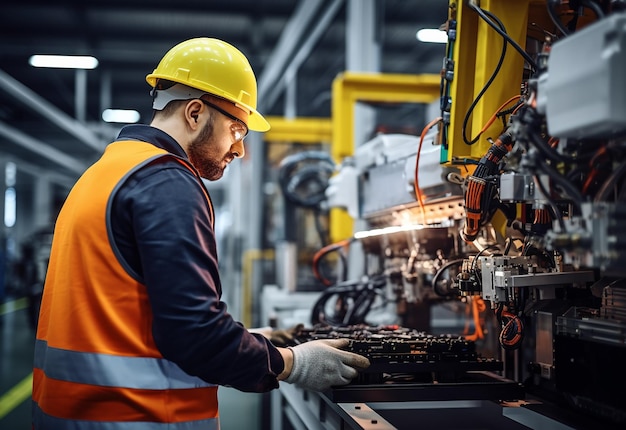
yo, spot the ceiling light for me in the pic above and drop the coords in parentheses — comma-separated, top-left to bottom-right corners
(416, 29, 448, 44)
(102, 109, 140, 124)
(29, 55, 99, 69)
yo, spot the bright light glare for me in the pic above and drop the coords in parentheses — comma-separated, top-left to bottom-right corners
(102, 109, 141, 124)
(29, 55, 99, 69)
(354, 224, 424, 239)
(416, 29, 448, 44)
(4, 187, 16, 228)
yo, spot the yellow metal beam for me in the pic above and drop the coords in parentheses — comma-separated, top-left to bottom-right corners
(331, 72, 440, 163)
(242, 248, 274, 327)
(264, 116, 332, 144)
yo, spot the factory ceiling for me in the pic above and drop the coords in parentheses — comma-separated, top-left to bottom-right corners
(0, 0, 448, 185)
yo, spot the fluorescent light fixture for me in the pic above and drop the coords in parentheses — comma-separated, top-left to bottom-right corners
(354, 224, 424, 239)
(102, 109, 141, 124)
(4, 187, 16, 228)
(416, 29, 448, 44)
(29, 55, 99, 69)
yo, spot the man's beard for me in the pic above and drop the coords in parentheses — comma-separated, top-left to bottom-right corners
(187, 119, 225, 181)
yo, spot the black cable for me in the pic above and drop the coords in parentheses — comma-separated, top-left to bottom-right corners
(313, 210, 330, 248)
(310, 275, 387, 326)
(595, 162, 626, 202)
(499, 312, 524, 350)
(462, 11, 508, 145)
(278, 151, 335, 208)
(468, 1, 538, 71)
(528, 131, 582, 164)
(535, 157, 584, 208)
(312, 240, 352, 286)
(582, 0, 605, 17)
(431, 258, 465, 297)
(547, 0, 570, 35)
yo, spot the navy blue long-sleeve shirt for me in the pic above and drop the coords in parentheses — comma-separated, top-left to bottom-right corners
(109, 124, 283, 392)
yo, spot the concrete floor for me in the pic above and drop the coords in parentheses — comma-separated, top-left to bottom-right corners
(0, 295, 265, 429)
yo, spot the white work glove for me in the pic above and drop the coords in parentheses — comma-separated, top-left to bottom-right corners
(285, 338, 370, 392)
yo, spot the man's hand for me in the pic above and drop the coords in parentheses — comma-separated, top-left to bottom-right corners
(279, 338, 370, 392)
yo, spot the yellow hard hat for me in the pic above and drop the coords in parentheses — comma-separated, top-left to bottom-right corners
(146, 37, 270, 132)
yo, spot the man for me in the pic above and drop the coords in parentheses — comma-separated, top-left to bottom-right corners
(32, 37, 369, 429)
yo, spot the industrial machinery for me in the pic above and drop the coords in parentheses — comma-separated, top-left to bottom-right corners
(278, 1, 626, 429)
(270, 0, 626, 428)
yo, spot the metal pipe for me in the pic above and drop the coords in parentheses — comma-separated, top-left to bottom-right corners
(0, 121, 87, 175)
(0, 68, 104, 152)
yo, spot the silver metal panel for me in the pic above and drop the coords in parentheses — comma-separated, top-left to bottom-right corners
(503, 405, 576, 430)
(535, 311, 554, 378)
(507, 271, 595, 288)
(336, 403, 396, 430)
(542, 12, 626, 138)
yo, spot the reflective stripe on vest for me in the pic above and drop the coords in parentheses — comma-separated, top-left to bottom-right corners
(34, 339, 215, 390)
(33, 403, 219, 430)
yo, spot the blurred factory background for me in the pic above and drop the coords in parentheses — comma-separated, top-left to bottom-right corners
(2, 0, 626, 429)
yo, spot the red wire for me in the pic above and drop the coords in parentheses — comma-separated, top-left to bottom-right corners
(312, 239, 352, 286)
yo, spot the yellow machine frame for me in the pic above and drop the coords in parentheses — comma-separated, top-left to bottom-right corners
(444, 0, 531, 162)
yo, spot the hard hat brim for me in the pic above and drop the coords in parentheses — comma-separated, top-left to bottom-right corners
(147, 79, 271, 132)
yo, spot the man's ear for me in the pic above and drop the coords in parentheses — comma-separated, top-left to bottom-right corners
(185, 100, 203, 127)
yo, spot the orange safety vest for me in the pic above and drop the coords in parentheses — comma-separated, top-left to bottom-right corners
(33, 140, 219, 429)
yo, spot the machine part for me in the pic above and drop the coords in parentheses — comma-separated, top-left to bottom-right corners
(294, 324, 502, 385)
(275, 241, 297, 292)
(555, 304, 626, 426)
(461, 131, 513, 242)
(499, 173, 550, 203)
(556, 306, 626, 348)
(456, 267, 482, 296)
(278, 150, 335, 208)
(335, 403, 395, 430)
(326, 158, 359, 218)
(432, 258, 465, 297)
(538, 12, 626, 139)
(546, 202, 626, 276)
(479, 256, 532, 304)
(479, 255, 595, 305)
(442, 0, 529, 163)
(504, 271, 595, 289)
(352, 133, 462, 221)
(602, 280, 626, 322)
(535, 311, 554, 380)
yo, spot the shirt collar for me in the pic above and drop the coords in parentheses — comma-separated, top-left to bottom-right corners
(115, 124, 187, 159)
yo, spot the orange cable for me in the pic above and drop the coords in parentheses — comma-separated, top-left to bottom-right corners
(312, 238, 352, 286)
(465, 295, 486, 341)
(477, 95, 521, 136)
(415, 117, 442, 225)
